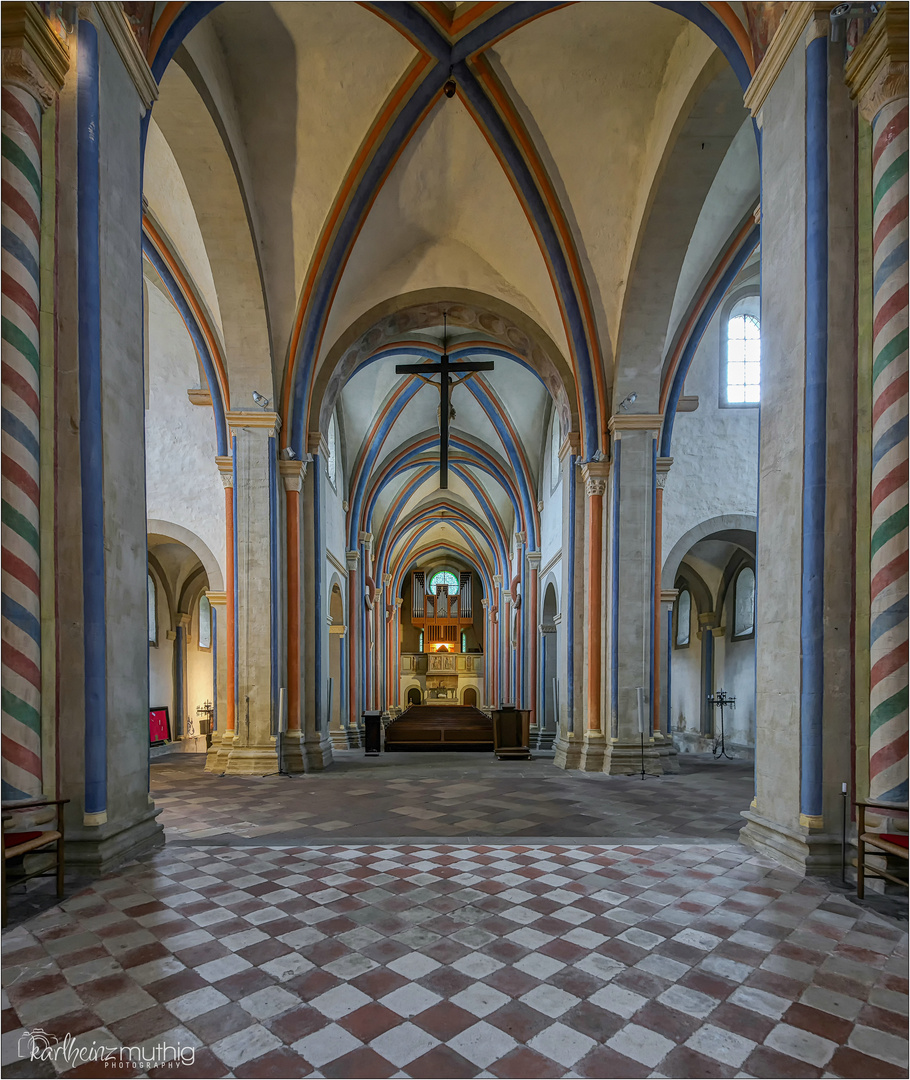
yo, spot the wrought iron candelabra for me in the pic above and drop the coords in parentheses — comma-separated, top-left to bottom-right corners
(707, 689, 735, 760)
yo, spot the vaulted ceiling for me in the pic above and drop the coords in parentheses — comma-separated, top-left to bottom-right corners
(141, 1, 760, 593)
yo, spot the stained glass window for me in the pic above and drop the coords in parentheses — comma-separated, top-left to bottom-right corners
(428, 570, 459, 595)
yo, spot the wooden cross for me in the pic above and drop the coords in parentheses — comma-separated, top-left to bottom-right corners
(396, 326, 493, 489)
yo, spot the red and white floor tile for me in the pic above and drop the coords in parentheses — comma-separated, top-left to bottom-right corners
(2, 843, 907, 1078)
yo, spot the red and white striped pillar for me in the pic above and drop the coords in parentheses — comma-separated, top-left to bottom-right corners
(1, 82, 45, 799)
(849, 12, 908, 802)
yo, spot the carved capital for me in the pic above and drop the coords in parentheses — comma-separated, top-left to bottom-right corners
(1, 3, 69, 109)
(308, 430, 327, 458)
(205, 590, 227, 608)
(656, 456, 673, 490)
(279, 459, 307, 492)
(215, 455, 233, 488)
(345, 549, 360, 572)
(580, 461, 609, 498)
(846, 6, 909, 123)
(526, 550, 542, 572)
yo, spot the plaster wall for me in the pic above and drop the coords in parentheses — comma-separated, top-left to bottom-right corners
(145, 285, 225, 578)
(661, 296, 760, 561)
(539, 412, 563, 567)
(144, 119, 223, 340)
(717, 634, 755, 747)
(670, 638, 702, 743)
(186, 596, 215, 726)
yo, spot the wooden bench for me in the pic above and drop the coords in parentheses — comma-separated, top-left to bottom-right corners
(2, 798, 69, 925)
(856, 798, 908, 899)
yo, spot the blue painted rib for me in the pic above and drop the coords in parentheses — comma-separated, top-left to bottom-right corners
(800, 35, 828, 822)
(78, 20, 107, 818)
(232, 438, 239, 712)
(660, 222, 760, 457)
(141, 235, 228, 456)
(313, 457, 323, 731)
(650, 438, 657, 732)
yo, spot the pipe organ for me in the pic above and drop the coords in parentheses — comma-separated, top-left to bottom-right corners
(411, 570, 474, 650)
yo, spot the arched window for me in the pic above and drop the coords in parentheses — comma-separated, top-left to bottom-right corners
(419, 631, 424, 652)
(675, 589, 691, 647)
(326, 412, 337, 489)
(733, 567, 755, 639)
(428, 570, 459, 595)
(726, 298, 760, 404)
(198, 595, 212, 650)
(148, 573, 157, 645)
(461, 631, 467, 652)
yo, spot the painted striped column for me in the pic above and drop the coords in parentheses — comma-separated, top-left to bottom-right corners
(869, 98, 908, 802)
(1, 84, 43, 799)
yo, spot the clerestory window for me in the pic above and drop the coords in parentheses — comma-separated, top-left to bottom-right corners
(725, 299, 760, 405)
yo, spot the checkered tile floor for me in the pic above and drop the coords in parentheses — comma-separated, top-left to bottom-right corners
(151, 751, 756, 843)
(2, 843, 907, 1078)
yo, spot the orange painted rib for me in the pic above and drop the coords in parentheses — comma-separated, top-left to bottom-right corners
(147, 2, 186, 67)
(659, 213, 758, 415)
(143, 216, 231, 409)
(281, 54, 432, 431)
(706, 2, 755, 75)
(225, 485, 236, 733)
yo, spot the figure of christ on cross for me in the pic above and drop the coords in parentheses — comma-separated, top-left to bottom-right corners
(396, 338, 494, 489)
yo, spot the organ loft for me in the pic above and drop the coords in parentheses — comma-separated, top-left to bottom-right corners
(399, 568, 485, 707)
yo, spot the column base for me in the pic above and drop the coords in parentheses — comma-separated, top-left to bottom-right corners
(223, 742, 279, 776)
(212, 732, 235, 772)
(304, 731, 334, 770)
(278, 730, 306, 774)
(553, 733, 583, 770)
(603, 738, 663, 776)
(654, 733, 680, 773)
(531, 729, 556, 751)
(740, 809, 844, 876)
(330, 727, 349, 751)
(579, 731, 608, 772)
(204, 731, 223, 772)
(346, 725, 363, 750)
(65, 806, 164, 874)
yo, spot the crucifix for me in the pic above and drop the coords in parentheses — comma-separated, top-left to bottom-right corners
(395, 313, 493, 489)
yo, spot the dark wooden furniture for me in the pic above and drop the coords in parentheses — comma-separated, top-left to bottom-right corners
(2, 798, 69, 925)
(492, 708, 531, 760)
(856, 798, 908, 899)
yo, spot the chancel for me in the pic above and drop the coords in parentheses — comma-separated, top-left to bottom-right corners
(1, 3, 907, 1077)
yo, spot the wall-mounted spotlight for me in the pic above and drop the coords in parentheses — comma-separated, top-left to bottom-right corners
(280, 447, 296, 460)
(252, 391, 271, 410)
(618, 392, 638, 412)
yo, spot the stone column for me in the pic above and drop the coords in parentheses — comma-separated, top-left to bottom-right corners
(223, 412, 279, 776)
(492, 574, 502, 705)
(741, 6, 857, 872)
(345, 547, 362, 747)
(280, 459, 306, 773)
(480, 598, 490, 707)
(213, 455, 236, 770)
(575, 462, 609, 771)
(526, 551, 541, 727)
(555, 434, 583, 768)
(659, 589, 680, 772)
(382, 573, 392, 707)
(847, 7, 908, 803)
(604, 421, 662, 776)
(174, 612, 190, 739)
(1, 4, 67, 800)
(301, 435, 333, 769)
(204, 591, 227, 771)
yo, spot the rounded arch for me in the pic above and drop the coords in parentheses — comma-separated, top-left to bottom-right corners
(674, 565, 713, 623)
(662, 513, 756, 594)
(462, 687, 478, 707)
(310, 290, 579, 452)
(406, 685, 422, 706)
(541, 574, 560, 621)
(147, 518, 225, 592)
(328, 574, 345, 622)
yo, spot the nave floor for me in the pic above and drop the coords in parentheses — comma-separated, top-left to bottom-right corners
(150, 750, 755, 845)
(2, 841, 907, 1079)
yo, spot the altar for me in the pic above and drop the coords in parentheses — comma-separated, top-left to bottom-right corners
(400, 651, 484, 707)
